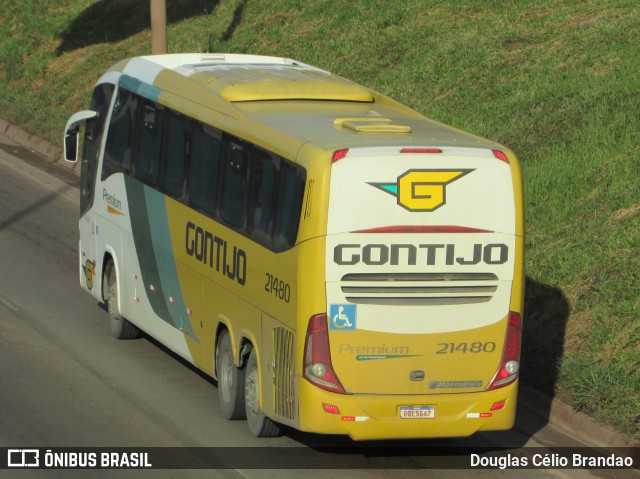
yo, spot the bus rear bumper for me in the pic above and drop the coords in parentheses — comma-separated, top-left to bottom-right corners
(297, 379, 518, 440)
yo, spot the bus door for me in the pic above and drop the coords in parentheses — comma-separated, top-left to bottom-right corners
(77, 83, 115, 297)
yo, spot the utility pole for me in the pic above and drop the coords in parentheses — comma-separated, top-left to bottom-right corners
(150, 0, 167, 54)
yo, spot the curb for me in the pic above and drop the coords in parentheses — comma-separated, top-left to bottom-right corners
(1, 116, 638, 451)
(518, 384, 639, 449)
(0, 117, 80, 176)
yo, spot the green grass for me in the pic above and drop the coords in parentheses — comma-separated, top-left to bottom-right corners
(0, 0, 638, 440)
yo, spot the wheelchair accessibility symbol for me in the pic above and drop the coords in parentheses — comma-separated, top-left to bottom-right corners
(330, 304, 357, 331)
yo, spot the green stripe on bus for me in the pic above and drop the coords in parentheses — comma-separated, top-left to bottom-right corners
(126, 176, 198, 341)
(119, 74, 161, 103)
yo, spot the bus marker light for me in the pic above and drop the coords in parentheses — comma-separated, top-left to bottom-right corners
(492, 149, 510, 163)
(400, 148, 442, 154)
(332, 149, 349, 162)
(353, 225, 492, 234)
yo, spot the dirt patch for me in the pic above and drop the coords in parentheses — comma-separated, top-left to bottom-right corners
(608, 203, 640, 224)
(563, 310, 593, 352)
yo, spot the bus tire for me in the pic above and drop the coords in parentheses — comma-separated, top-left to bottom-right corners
(216, 330, 246, 420)
(104, 260, 140, 340)
(245, 348, 281, 437)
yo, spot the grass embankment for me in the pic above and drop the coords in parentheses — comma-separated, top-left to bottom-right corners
(0, 0, 637, 439)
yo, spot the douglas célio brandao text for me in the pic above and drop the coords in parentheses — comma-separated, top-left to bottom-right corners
(470, 452, 635, 469)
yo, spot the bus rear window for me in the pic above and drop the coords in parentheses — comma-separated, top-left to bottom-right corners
(275, 164, 305, 251)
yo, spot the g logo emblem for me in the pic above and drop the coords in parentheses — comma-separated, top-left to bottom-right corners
(370, 169, 472, 212)
(84, 260, 95, 290)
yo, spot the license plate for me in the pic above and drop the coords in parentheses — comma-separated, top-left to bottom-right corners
(399, 406, 435, 419)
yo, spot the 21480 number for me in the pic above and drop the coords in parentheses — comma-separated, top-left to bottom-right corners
(436, 342, 496, 354)
(264, 273, 291, 303)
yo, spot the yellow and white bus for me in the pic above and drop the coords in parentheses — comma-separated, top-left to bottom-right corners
(64, 53, 524, 440)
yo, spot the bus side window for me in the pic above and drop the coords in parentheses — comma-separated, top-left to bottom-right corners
(250, 151, 278, 245)
(220, 138, 252, 230)
(160, 110, 187, 199)
(187, 122, 221, 216)
(103, 88, 136, 179)
(133, 102, 164, 186)
(275, 163, 305, 250)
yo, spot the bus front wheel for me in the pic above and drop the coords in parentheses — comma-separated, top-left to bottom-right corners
(216, 330, 246, 420)
(245, 348, 281, 437)
(104, 260, 139, 340)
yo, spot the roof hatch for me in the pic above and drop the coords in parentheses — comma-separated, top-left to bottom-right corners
(334, 117, 412, 134)
(191, 65, 374, 102)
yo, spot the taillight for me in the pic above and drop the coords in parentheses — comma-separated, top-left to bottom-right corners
(303, 314, 345, 393)
(486, 312, 522, 391)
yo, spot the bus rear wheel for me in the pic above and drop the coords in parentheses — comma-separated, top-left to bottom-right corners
(245, 348, 281, 437)
(216, 330, 246, 420)
(104, 260, 140, 340)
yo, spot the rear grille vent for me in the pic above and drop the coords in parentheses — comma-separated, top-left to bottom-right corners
(273, 327, 296, 419)
(340, 273, 498, 305)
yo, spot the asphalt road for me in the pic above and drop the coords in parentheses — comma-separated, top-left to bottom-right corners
(0, 139, 636, 479)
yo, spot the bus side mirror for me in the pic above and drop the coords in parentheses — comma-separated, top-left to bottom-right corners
(64, 128, 80, 162)
(63, 110, 98, 163)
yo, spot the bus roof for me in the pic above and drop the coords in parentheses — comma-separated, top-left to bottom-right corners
(103, 54, 502, 158)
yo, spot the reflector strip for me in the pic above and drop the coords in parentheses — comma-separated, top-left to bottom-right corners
(323, 404, 340, 415)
